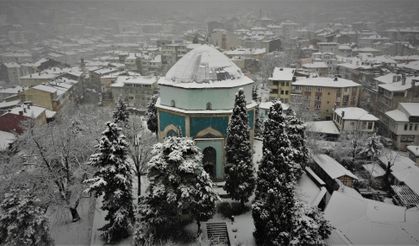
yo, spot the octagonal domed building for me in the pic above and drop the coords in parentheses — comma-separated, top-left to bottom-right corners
(157, 45, 256, 181)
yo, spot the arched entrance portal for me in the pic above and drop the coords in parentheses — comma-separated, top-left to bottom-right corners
(203, 147, 216, 178)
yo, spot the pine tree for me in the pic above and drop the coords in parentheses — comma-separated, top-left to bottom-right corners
(0, 190, 53, 246)
(252, 102, 331, 245)
(285, 112, 306, 177)
(113, 98, 130, 126)
(85, 122, 134, 243)
(146, 95, 158, 134)
(134, 137, 218, 244)
(224, 88, 255, 206)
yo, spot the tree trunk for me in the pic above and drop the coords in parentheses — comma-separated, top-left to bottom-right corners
(137, 172, 142, 200)
(197, 220, 201, 236)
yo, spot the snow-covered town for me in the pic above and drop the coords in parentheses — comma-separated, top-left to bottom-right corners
(0, 0, 419, 245)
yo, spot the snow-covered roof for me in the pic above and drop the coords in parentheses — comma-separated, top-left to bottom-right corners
(112, 75, 158, 88)
(3, 62, 20, 68)
(0, 86, 22, 94)
(302, 62, 328, 69)
(269, 67, 295, 81)
(0, 100, 21, 109)
(0, 130, 15, 151)
(325, 189, 419, 245)
(400, 60, 419, 71)
(378, 78, 418, 92)
(292, 77, 360, 88)
(334, 107, 378, 121)
(407, 145, 419, 157)
(8, 105, 45, 118)
(224, 48, 266, 56)
(363, 164, 385, 178)
(32, 84, 58, 94)
(385, 109, 409, 122)
(375, 73, 402, 84)
(312, 154, 358, 180)
(378, 152, 419, 195)
(296, 171, 327, 207)
(400, 103, 419, 117)
(160, 45, 253, 89)
(306, 121, 340, 135)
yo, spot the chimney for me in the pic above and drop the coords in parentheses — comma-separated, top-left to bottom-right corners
(402, 75, 406, 85)
(334, 76, 338, 81)
(341, 110, 345, 118)
(18, 110, 23, 115)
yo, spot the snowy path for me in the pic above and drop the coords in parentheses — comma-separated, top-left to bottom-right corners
(48, 196, 96, 246)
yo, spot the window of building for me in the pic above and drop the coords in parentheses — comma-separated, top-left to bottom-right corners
(271, 89, 278, 94)
(405, 124, 408, 131)
(281, 90, 284, 95)
(409, 124, 413, 131)
(285, 91, 289, 95)
(415, 124, 418, 131)
(367, 122, 373, 130)
(206, 102, 212, 110)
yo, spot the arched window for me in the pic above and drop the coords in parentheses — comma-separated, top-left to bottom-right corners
(170, 100, 176, 107)
(206, 102, 212, 110)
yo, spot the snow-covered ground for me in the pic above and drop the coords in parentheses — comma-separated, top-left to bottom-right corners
(48, 196, 96, 245)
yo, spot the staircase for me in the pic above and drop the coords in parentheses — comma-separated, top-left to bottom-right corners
(206, 222, 230, 245)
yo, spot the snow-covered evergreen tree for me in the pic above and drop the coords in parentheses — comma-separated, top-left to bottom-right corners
(252, 101, 331, 245)
(285, 112, 306, 177)
(0, 190, 53, 246)
(134, 137, 218, 244)
(359, 133, 383, 160)
(146, 95, 158, 134)
(85, 122, 134, 243)
(224, 88, 255, 205)
(113, 98, 129, 125)
(291, 203, 333, 246)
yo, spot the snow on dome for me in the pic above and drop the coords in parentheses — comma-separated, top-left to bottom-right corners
(164, 45, 244, 84)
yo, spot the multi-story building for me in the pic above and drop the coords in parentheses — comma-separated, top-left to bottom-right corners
(0, 103, 47, 134)
(292, 77, 361, 119)
(333, 107, 378, 133)
(268, 67, 295, 102)
(317, 42, 339, 53)
(383, 103, 419, 150)
(161, 43, 189, 66)
(301, 62, 329, 76)
(111, 75, 158, 110)
(375, 76, 419, 120)
(0, 62, 21, 85)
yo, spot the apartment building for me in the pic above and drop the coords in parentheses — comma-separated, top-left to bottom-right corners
(292, 77, 361, 119)
(111, 75, 158, 110)
(268, 67, 295, 102)
(383, 103, 419, 150)
(333, 107, 379, 133)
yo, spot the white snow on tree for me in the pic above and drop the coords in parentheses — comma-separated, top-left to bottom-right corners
(224, 88, 255, 206)
(134, 136, 219, 244)
(113, 98, 130, 126)
(252, 101, 332, 245)
(359, 133, 383, 160)
(285, 111, 306, 178)
(146, 95, 158, 134)
(85, 122, 134, 243)
(0, 190, 53, 246)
